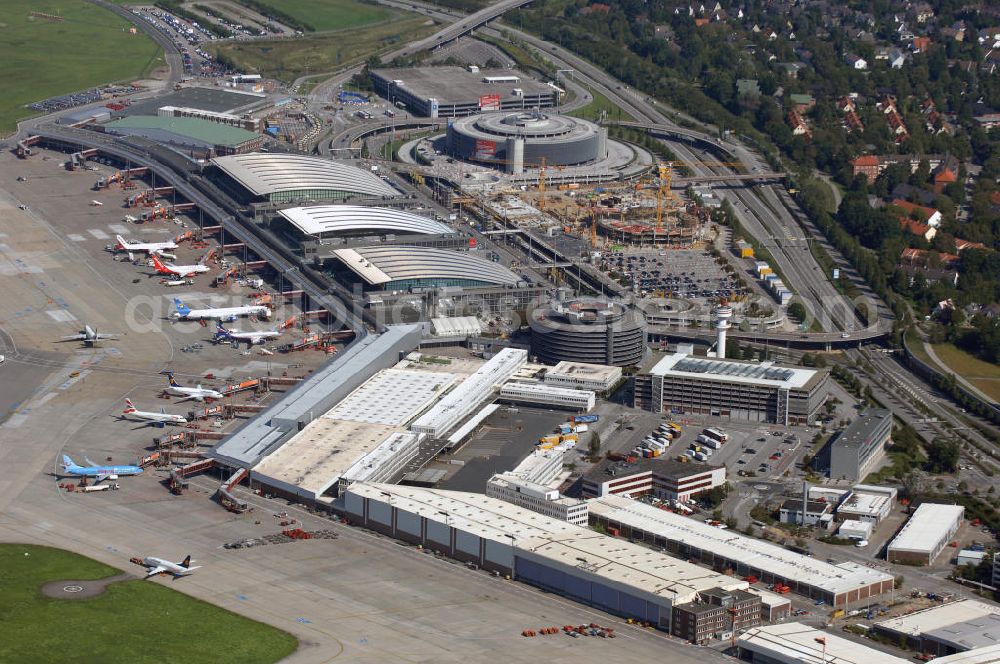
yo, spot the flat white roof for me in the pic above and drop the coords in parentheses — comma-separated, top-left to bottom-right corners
(875, 599, 1000, 637)
(446, 403, 499, 445)
(500, 382, 594, 400)
(341, 431, 421, 484)
(887, 503, 965, 555)
(590, 496, 894, 595)
(546, 361, 621, 383)
(323, 368, 456, 426)
(348, 482, 746, 605)
(936, 644, 1000, 664)
(739, 623, 908, 664)
(278, 205, 453, 237)
(838, 491, 892, 517)
(431, 315, 482, 337)
(649, 353, 818, 389)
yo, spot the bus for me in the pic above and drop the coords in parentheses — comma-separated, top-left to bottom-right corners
(703, 427, 728, 443)
(665, 422, 682, 433)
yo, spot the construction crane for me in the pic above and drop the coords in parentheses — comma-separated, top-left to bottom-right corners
(537, 157, 546, 212)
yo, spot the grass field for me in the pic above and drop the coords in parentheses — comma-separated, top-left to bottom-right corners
(567, 82, 635, 123)
(932, 343, 1000, 402)
(208, 16, 437, 81)
(0, 0, 164, 135)
(241, 0, 391, 32)
(0, 544, 297, 664)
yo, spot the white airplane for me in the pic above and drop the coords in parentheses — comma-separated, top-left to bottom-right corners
(151, 255, 210, 277)
(160, 278, 192, 287)
(60, 324, 119, 346)
(172, 298, 270, 322)
(117, 235, 178, 254)
(121, 398, 187, 427)
(90, 200, 104, 207)
(141, 555, 201, 578)
(160, 371, 223, 402)
(215, 323, 281, 345)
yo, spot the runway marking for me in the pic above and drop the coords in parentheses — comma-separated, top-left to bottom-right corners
(67, 234, 86, 242)
(108, 224, 129, 234)
(46, 310, 77, 323)
(4, 413, 28, 428)
(87, 229, 109, 239)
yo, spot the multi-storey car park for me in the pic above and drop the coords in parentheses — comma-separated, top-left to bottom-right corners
(886, 503, 966, 566)
(370, 66, 558, 118)
(588, 496, 896, 607)
(343, 482, 751, 631)
(210, 153, 399, 205)
(529, 297, 647, 367)
(633, 353, 829, 425)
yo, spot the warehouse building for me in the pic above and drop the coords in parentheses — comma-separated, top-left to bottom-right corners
(589, 496, 895, 606)
(738, 623, 910, 664)
(779, 498, 833, 527)
(102, 115, 264, 156)
(886, 503, 965, 565)
(829, 408, 892, 481)
(498, 381, 596, 411)
(486, 473, 588, 525)
(330, 245, 523, 291)
(582, 458, 726, 502)
(343, 482, 749, 629)
(874, 600, 1000, 654)
(529, 297, 647, 367)
(211, 153, 399, 204)
(634, 353, 829, 425)
(410, 348, 527, 438)
(671, 587, 762, 644)
(371, 66, 557, 118)
(836, 485, 897, 524)
(838, 519, 874, 542)
(157, 105, 261, 131)
(544, 361, 623, 393)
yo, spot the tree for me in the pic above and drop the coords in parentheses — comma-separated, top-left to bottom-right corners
(788, 301, 808, 322)
(588, 431, 602, 460)
(926, 438, 960, 474)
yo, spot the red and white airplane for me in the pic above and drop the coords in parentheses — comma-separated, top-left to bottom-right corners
(151, 255, 210, 277)
(116, 234, 178, 254)
(121, 398, 187, 427)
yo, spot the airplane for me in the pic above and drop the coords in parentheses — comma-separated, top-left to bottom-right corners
(90, 200, 104, 207)
(151, 255, 210, 278)
(59, 324, 119, 346)
(215, 323, 281, 346)
(121, 398, 187, 427)
(116, 234, 178, 254)
(61, 454, 143, 484)
(172, 298, 270, 322)
(140, 555, 201, 579)
(160, 370, 223, 402)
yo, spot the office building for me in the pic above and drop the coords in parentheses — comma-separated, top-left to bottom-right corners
(671, 587, 761, 644)
(581, 458, 726, 502)
(498, 381, 595, 411)
(486, 473, 588, 525)
(830, 408, 892, 481)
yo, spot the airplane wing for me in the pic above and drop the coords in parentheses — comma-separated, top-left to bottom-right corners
(94, 473, 111, 484)
(84, 456, 100, 467)
(144, 566, 168, 578)
(181, 566, 201, 573)
(59, 334, 86, 341)
(95, 334, 120, 340)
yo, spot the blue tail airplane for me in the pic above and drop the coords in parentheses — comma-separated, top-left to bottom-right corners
(61, 455, 144, 484)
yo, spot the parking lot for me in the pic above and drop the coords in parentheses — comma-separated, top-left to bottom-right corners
(597, 249, 748, 301)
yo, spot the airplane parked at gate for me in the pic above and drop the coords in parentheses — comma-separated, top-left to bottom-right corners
(116, 235, 178, 254)
(121, 398, 187, 427)
(151, 255, 210, 277)
(215, 323, 281, 346)
(140, 555, 200, 578)
(61, 454, 143, 484)
(160, 370, 223, 402)
(59, 325, 119, 346)
(172, 299, 269, 322)
(90, 200, 104, 207)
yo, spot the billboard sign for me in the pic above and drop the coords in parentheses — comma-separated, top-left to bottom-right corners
(474, 139, 497, 161)
(479, 94, 501, 111)
(832, 268, 840, 280)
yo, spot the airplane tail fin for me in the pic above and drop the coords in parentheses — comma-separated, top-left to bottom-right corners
(160, 371, 180, 387)
(123, 398, 137, 413)
(173, 299, 190, 316)
(151, 254, 165, 269)
(115, 235, 128, 249)
(62, 454, 75, 469)
(215, 323, 230, 338)
(180, 555, 192, 568)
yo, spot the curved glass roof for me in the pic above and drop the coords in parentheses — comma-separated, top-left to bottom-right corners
(211, 154, 398, 198)
(278, 205, 453, 236)
(332, 246, 521, 287)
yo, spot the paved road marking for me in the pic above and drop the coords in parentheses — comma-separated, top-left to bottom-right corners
(67, 234, 86, 242)
(46, 310, 77, 322)
(87, 229, 109, 239)
(108, 224, 129, 234)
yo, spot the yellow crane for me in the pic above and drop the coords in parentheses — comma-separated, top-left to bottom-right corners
(537, 157, 546, 212)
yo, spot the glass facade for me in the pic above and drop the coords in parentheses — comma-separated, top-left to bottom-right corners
(269, 189, 357, 203)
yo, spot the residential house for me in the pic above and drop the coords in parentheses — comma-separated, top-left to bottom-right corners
(844, 111, 864, 133)
(899, 217, 937, 241)
(898, 248, 960, 286)
(788, 93, 815, 112)
(931, 156, 959, 193)
(911, 2, 934, 24)
(851, 155, 881, 181)
(787, 110, 811, 138)
(892, 199, 942, 227)
(911, 36, 932, 52)
(954, 238, 987, 253)
(844, 53, 868, 69)
(774, 62, 805, 78)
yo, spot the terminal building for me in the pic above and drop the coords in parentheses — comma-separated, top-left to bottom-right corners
(529, 298, 647, 367)
(886, 503, 965, 565)
(274, 206, 461, 254)
(343, 482, 750, 630)
(370, 66, 557, 118)
(829, 408, 892, 481)
(102, 115, 264, 157)
(581, 458, 726, 502)
(329, 245, 523, 291)
(633, 353, 829, 425)
(588, 496, 895, 606)
(210, 153, 399, 204)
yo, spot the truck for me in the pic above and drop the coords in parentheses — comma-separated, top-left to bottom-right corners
(697, 435, 722, 449)
(559, 433, 579, 443)
(573, 424, 589, 433)
(82, 483, 120, 492)
(572, 414, 599, 424)
(694, 451, 708, 462)
(558, 423, 573, 435)
(538, 435, 560, 445)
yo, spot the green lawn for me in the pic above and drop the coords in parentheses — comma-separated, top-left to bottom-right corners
(566, 82, 635, 123)
(932, 343, 1000, 402)
(209, 16, 437, 82)
(0, 544, 297, 664)
(0, 0, 164, 135)
(238, 0, 391, 32)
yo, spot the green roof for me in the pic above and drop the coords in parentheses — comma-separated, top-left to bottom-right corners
(104, 115, 259, 147)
